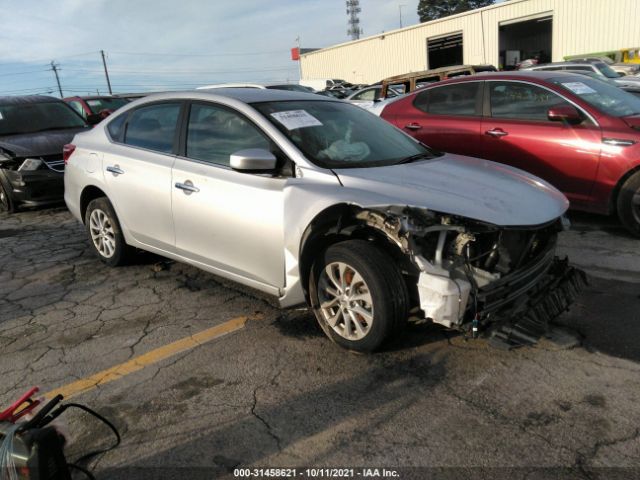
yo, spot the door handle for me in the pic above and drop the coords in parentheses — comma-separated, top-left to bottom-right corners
(175, 181, 200, 194)
(404, 123, 422, 130)
(485, 128, 508, 138)
(106, 165, 124, 175)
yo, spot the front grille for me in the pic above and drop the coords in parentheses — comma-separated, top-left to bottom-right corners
(477, 242, 556, 314)
(42, 156, 65, 173)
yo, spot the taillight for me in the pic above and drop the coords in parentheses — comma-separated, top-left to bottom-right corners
(63, 144, 76, 164)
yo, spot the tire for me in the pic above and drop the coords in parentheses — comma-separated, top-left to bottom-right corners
(617, 171, 640, 237)
(0, 178, 16, 213)
(84, 197, 132, 266)
(309, 239, 409, 353)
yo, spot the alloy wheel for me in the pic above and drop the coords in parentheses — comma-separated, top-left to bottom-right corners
(89, 209, 116, 258)
(318, 261, 374, 341)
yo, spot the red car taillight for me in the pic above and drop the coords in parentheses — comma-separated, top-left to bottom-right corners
(63, 144, 76, 164)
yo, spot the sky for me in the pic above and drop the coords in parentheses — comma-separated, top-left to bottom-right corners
(0, 0, 420, 97)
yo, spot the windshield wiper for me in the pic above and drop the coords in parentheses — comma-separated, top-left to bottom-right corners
(396, 152, 433, 165)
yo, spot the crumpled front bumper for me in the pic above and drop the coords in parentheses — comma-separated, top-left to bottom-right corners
(484, 257, 588, 349)
(2, 168, 64, 207)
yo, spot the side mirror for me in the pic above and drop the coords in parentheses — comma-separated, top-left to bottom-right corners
(230, 149, 277, 171)
(548, 105, 582, 124)
(86, 113, 103, 126)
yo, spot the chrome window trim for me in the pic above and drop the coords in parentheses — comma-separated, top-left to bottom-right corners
(485, 78, 600, 127)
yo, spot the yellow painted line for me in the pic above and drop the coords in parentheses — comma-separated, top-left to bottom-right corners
(45, 316, 248, 400)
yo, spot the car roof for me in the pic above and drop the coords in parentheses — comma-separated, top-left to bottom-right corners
(533, 61, 601, 68)
(137, 88, 336, 104)
(64, 95, 126, 101)
(0, 95, 62, 105)
(441, 70, 589, 82)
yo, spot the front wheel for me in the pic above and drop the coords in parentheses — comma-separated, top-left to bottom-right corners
(617, 171, 640, 237)
(85, 197, 132, 266)
(0, 179, 15, 213)
(310, 240, 409, 353)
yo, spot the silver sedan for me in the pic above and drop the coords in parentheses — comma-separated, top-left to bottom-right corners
(64, 89, 584, 352)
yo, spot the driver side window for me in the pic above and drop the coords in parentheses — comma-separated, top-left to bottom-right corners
(489, 82, 573, 122)
(186, 103, 270, 167)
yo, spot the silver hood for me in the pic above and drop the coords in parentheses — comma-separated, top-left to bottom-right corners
(333, 153, 569, 227)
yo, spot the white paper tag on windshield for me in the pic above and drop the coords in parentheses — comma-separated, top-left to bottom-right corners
(561, 82, 597, 95)
(271, 110, 322, 130)
(0, 112, 4, 120)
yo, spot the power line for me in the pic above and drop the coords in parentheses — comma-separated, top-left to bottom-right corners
(109, 50, 285, 57)
(0, 69, 50, 78)
(0, 51, 98, 67)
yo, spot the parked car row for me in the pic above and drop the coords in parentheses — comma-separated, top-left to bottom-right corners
(7, 68, 638, 353)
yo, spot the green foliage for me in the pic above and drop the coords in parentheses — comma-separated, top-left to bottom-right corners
(418, 0, 497, 22)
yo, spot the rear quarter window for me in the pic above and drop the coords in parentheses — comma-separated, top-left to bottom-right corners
(413, 82, 481, 116)
(123, 103, 181, 153)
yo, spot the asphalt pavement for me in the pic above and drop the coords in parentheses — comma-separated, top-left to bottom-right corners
(0, 207, 639, 480)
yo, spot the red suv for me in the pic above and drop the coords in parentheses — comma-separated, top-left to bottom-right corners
(380, 71, 640, 236)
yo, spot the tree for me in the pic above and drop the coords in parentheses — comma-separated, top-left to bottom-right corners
(418, 0, 497, 22)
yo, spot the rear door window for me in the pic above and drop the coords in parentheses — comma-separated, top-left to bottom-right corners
(413, 82, 481, 116)
(352, 89, 377, 101)
(489, 81, 571, 121)
(123, 103, 181, 154)
(185, 103, 270, 167)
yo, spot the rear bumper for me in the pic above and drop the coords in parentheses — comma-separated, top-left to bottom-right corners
(2, 168, 64, 207)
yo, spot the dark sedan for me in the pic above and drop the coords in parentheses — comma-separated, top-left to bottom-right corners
(0, 96, 90, 213)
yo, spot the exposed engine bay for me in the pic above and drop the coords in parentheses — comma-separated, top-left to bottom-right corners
(354, 206, 587, 348)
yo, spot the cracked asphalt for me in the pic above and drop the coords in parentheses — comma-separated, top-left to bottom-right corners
(1, 207, 639, 480)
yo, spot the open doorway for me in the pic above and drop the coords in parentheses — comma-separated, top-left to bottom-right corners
(427, 33, 463, 69)
(499, 15, 552, 70)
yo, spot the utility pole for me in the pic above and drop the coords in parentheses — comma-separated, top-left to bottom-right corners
(50, 61, 63, 98)
(346, 0, 363, 40)
(296, 36, 303, 82)
(399, 4, 406, 28)
(100, 50, 113, 95)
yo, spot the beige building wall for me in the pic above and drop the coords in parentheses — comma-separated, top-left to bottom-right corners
(300, 0, 640, 85)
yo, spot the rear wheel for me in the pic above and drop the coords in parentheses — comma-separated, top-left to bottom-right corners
(617, 171, 640, 237)
(310, 240, 409, 353)
(0, 179, 15, 213)
(85, 197, 132, 266)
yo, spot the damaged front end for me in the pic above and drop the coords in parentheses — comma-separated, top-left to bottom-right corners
(356, 206, 587, 348)
(0, 148, 65, 207)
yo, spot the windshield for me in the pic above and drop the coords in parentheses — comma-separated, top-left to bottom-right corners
(253, 100, 433, 168)
(0, 101, 86, 136)
(594, 62, 621, 79)
(551, 76, 640, 117)
(86, 97, 129, 114)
